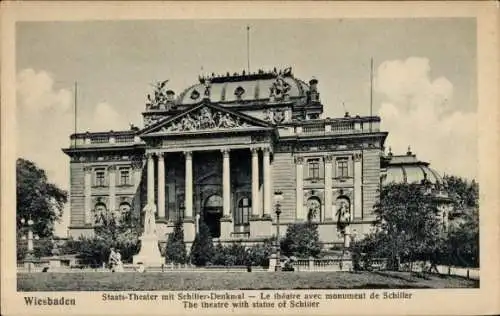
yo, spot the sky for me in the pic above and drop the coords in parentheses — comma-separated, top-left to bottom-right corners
(16, 19, 477, 236)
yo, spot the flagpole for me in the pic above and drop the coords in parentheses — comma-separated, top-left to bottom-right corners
(74, 82, 77, 147)
(369, 57, 373, 132)
(246, 26, 250, 73)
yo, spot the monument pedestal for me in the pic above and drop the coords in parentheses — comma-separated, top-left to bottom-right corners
(133, 234, 163, 266)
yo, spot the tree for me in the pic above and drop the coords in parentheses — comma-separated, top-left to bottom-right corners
(74, 211, 140, 265)
(281, 222, 321, 258)
(16, 158, 68, 238)
(443, 175, 479, 209)
(165, 220, 187, 264)
(369, 182, 443, 270)
(440, 175, 479, 267)
(446, 208, 479, 267)
(189, 220, 214, 266)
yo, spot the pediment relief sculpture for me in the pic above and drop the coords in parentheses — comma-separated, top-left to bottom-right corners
(160, 107, 252, 132)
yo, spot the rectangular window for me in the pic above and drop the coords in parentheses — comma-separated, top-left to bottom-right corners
(336, 159, 349, 178)
(119, 168, 130, 185)
(94, 168, 106, 187)
(308, 159, 320, 180)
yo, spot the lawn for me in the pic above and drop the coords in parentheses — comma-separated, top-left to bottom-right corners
(17, 271, 478, 291)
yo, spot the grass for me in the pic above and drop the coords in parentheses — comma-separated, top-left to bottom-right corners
(17, 271, 478, 291)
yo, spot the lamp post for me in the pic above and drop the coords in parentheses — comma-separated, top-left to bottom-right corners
(20, 217, 39, 272)
(273, 190, 284, 271)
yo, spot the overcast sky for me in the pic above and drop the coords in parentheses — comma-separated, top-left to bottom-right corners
(16, 19, 477, 236)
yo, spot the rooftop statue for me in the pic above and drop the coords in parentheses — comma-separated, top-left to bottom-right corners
(269, 72, 291, 102)
(146, 80, 170, 110)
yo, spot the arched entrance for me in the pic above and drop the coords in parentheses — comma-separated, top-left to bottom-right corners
(203, 194, 223, 237)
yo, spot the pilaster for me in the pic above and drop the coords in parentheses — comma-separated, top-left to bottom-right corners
(83, 166, 92, 225)
(295, 156, 304, 220)
(354, 152, 363, 219)
(324, 155, 333, 220)
(108, 165, 117, 213)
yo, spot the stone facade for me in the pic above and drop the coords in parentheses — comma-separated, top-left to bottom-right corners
(62, 69, 388, 248)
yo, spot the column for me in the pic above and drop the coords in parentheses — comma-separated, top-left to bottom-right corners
(295, 157, 304, 220)
(263, 147, 271, 216)
(324, 155, 333, 221)
(157, 152, 166, 218)
(132, 158, 143, 214)
(108, 165, 116, 213)
(251, 148, 260, 217)
(184, 151, 193, 219)
(83, 166, 92, 225)
(222, 148, 231, 218)
(354, 153, 363, 219)
(146, 153, 155, 205)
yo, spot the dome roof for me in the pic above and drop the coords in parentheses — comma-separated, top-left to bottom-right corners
(176, 69, 310, 105)
(382, 150, 443, 186)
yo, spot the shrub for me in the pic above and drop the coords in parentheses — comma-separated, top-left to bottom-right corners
(223, 243, 249, 266)
(211, 242, 227, 266)
(165, 220, 187, 264)
(189, 221, 214, 266)
(248, 238, 275, 267)
(281, 222, 321, 258)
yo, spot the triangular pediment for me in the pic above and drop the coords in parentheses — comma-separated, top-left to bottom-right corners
(140, 103, 274, 135)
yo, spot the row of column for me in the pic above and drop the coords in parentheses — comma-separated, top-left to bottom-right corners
(295, 154, 363, 220)
(145, 147, 272, 220)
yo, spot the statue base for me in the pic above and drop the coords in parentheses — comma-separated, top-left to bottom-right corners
(133, 234, 163, 267)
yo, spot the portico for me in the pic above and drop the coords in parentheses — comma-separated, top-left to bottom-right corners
(144, 144, 274, 242)
(139, 102, 277, 242)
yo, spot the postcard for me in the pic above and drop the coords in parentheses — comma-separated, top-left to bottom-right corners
(1, 1, 499, 315)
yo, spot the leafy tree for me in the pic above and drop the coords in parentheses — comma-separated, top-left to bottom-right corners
(444, 206, 479, 267)
(16, 158, 68, 238)
(368, 182, 443, 269)
(281, 222, 321, 258)
(73, 210, 140, 265)
(443, 175, 479, 209)
(189, 220, 214, 266)
(437, 176, 479, 267)
(165, 220, 187, 264)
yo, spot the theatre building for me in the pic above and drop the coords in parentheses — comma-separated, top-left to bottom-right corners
(63, 68, 440, 248)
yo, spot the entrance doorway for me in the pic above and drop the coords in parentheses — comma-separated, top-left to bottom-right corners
(203, 194, 223, 238)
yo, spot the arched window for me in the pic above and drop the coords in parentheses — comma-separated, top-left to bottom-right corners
(306, 197, 321, 222)
(118, 202, 131, 222)
(94, 202, 107, 224)
(235, 197, 251, 226)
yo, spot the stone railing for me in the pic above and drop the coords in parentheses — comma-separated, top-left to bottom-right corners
(290, 117, 381, 136)
(69, 132, 143, 147)
(292, 257, 353, 272)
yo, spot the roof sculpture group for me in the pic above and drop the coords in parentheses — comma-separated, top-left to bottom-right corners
(145, 67, 297, 111)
